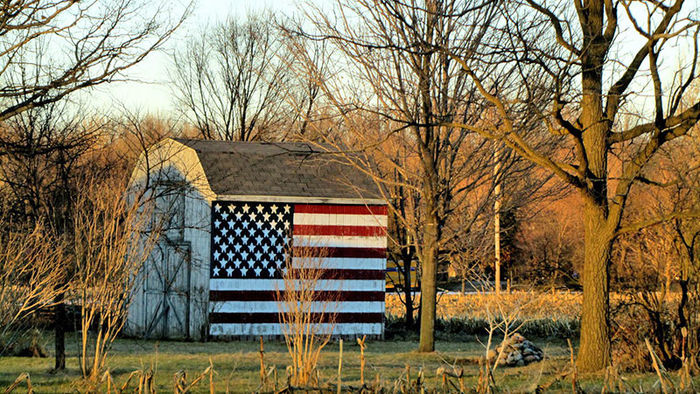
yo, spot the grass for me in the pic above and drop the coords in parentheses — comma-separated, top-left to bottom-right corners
(1, 334, 696, 393)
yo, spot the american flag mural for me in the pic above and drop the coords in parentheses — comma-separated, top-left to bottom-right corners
(208, 201, 387, 336)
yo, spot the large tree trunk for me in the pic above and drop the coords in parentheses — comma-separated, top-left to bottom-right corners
(418, 210, 440, 352)
(577, 198, 613, 371)
(54, 294, 66, 371)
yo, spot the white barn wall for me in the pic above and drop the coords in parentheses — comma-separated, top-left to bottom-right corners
(182, 186, 211, 340)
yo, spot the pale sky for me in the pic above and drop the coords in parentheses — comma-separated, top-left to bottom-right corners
(88, 0, 303, 116)
(86, 0, 699, 118)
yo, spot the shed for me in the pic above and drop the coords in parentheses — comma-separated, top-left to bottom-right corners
(126, 138, 388, 340)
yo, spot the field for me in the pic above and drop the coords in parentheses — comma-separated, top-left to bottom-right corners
(0, 292, 694, 392)
(0, 335, 688, 393)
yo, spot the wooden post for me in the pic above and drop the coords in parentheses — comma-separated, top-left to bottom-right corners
(357, 335, 366, 387)
(259, 336, 265, 389)
(337, 339, 343, 394)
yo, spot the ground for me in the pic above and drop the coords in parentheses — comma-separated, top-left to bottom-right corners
(0, 335, 690, 393)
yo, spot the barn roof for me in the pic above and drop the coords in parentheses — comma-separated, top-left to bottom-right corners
(171, 138, 384, 203)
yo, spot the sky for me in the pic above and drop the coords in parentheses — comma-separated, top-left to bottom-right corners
(88, 0, 303, 116)
(87, 0, 699, 118)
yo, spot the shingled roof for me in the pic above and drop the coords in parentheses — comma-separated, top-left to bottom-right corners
(172, 138, 384, 202)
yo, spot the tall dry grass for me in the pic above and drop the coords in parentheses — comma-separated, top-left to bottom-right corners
(276, 245, 337, 387)
(386, 291, 582, 321)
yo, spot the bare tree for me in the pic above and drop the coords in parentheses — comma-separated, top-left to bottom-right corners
(72, 176, 159, 385)
(440, 0, 700, 371)
(171, 14, 292, 141)
(0, 100, 104, 370)
(0, 0, 188, 370)
(0, 217, 66, 355)
(285, 0, 512, 352)
(0, 0, 188, 122)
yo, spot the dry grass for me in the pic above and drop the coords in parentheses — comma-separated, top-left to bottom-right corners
(386, 291, 582, 321)
(2, 335, 696, 393)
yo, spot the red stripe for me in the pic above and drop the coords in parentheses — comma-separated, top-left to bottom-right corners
(294, 224, 387, 236)
(293, 246, 386, 259)
(294, 204, 387, 215)
(284, 269, 385, 280)
(210, 291, 385, 302)
(209, 312, 384, 324)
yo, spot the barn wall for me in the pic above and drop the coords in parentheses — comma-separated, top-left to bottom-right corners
(183, 186, 211, 340)
(209, 201, 387, 339)
(125, 161, 212, 340)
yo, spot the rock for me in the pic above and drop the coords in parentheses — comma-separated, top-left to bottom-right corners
(488, 334, 545, 367)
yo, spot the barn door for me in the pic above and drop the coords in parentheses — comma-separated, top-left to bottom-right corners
(143, 241, 192, 339)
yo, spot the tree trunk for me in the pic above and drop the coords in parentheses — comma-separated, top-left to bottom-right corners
(576, 199, 612, 371)
(418, 211, 440, 352)
(403, 253, 414, 328)
(54, 294, 66, 371)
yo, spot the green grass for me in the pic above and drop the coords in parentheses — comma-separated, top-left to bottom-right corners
(0, 335, 696, 393)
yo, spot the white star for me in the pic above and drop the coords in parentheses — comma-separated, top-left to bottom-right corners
(240, 267, 248, 276)
(262, 212, 271, 221)
(228, 204, 235, 212)
(255, 251, 262, 260)
(226, 267, 234, 277)
(214, 219, 221, 228)
(213, 251, 221, 260)
(255, 235, 263, 244)
(270, 220, 278, 228)
(254, 267, 262, 276)
(214, 203, 221, 211)
(284, 205, 290, 213)
(283, 221, 290, 229)
(235, 212, 243, 220)
(242, 204, 250, 213)
(249, 212, 257, 221)
(233, 259, 241, 267)
(227, 251, 234, 260)
(221, 212, 229, 220)
(213, 266, 220, 276)
(256, 204, 264, 213)
(271, 204, 278, 212)
(214, 235, 221, 244)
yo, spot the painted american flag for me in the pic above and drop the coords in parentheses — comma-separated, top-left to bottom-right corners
(208, 201, 387, 336)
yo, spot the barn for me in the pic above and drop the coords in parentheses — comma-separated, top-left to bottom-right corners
(125, 138, 388, 340)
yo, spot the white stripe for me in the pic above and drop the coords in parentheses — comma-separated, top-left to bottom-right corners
(292, 257, 385, 270)
(210, 279, 385, 292)
(294, 235, 386, 248)
(211, 301, 384, 314)
(293, 213, 387, 227)
(210, 323, 383, 336)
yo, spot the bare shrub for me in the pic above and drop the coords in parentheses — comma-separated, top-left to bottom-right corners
(72, 177, 159, 382)
(276, 245, 337, 387)
(0, 215, 66, 354)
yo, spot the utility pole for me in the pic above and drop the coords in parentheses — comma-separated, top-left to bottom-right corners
(494, 145, 501, 295)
